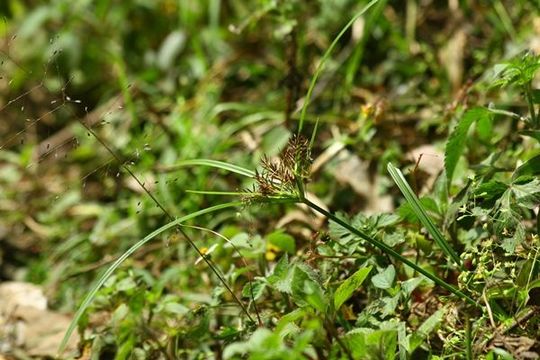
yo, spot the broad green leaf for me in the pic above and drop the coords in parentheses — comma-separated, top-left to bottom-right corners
(510, 178, 540, 208)
(501, 223, 525, 253)
(292, 263, 326, 312)
(513, 154, 540, 180)
(266, 230, 296, 254)
(383, 231, 405, 247)
(115, 277, 136, 292)
(477, 111, 494, 142)
(163, 302, 189, 315)
(475, 180, 509, 201)
(275, 308, 306, 334)
(408, 307, 446, 352)
(398, 196, 439, 223)
(371, 265, 395, 289)
(445, 107, 491, 183)
(401, 277, 424, 296)
(381, 294, 400, 316)
(334, 266, 372, 309)
(267, 254, 294, 294)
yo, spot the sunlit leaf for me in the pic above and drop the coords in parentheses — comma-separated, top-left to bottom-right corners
(334, 266, 372, 310)
(371, 265, 395, 290)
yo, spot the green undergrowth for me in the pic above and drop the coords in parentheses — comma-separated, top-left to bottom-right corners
(0, 1, 539, 359)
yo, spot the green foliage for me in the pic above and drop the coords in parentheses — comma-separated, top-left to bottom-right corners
(490, 51, 540, 89)
(1, 0, 539, 359)
(334, 266, 372, 310)
(445, 107, 493, 184)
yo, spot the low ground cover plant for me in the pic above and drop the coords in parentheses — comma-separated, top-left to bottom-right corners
(0, 1, 538, 359)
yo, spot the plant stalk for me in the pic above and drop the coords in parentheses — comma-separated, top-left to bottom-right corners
(526, 82, 538, 128)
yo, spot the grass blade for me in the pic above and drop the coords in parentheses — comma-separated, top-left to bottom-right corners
(159, 159, 256, 178)
(186, 190, 254, 196)
(298, 0, 381, 133)
(58, 201, 243, 357)
(387, 163, 462, 267)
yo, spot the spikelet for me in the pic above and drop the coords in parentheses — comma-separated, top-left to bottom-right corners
(244, 135, 311, 203)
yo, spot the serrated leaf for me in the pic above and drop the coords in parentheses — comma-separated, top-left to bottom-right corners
(501, 223, 526, 253)
(398, 196, 439, 223)
(345, 328, 397, 360)
(374, 213, 401, 228)
(242, 280, 266, 301)
(267, 254, 294, 294)
(329, 212, 357, 245)
(371, 265, 395, 289)
(445, 107, 491, 183)
(334, 266, 372, 309)
(291, 264, 326, 312)
(383, 231, 405, 247)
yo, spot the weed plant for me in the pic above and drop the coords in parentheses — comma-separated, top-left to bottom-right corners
(0, 1, 539, 359)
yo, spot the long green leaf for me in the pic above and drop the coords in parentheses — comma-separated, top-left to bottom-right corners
(186, 190, 255, 196)
(58, 201, 243, 357)
(160, 159, 255, 178)
(387, 163, 462, 267)
(334, 266, 372, 309)
(445, 107, 491, 183)
(297, 0, 381, 133)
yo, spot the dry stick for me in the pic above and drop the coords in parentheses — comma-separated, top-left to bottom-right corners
(78, 119, 257, 324)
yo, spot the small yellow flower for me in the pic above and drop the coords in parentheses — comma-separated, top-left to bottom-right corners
(265, 251, 277, 261)
(265, 243, 281, 261)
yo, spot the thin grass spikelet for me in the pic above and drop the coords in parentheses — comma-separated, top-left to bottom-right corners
(245, 135, 312, 203)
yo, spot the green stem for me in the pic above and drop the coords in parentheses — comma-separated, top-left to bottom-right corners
(302, 198, 479, 307)
(466, 317, 473, 360)
(297, 0, 381, 133)
(526, 82, 538, 128)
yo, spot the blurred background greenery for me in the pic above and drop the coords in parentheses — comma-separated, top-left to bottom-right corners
(0, 0, 539, 358)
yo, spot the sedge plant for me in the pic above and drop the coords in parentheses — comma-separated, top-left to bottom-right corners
(58, 0, 482, 356)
